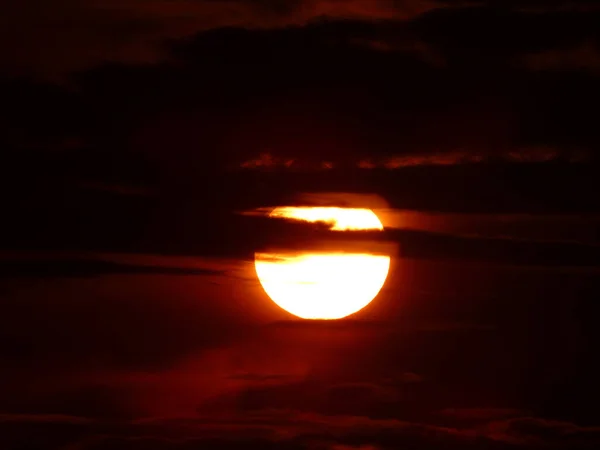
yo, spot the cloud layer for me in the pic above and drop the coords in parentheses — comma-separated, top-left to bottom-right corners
(0, 0, 437, 79)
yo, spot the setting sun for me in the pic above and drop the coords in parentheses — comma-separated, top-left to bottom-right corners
(255, 207, 390, 319)
(269, 206, 384, 231)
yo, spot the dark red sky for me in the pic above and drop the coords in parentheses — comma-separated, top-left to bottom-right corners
(1, 3, 600, 449)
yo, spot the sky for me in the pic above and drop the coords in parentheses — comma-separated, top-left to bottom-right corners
(2, 1, 599, 80)
(1, 1, 600, 449)
(2, 0, 600, 174)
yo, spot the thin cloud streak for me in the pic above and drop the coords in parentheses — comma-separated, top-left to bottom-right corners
(4, 409, 600, 448)
(239, 147, 591, 170)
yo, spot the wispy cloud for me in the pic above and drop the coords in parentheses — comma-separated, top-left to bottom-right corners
(0, 257, 224, 278)
(239, 147, 590, 170)
(6, 409, 599, 449)
(521, 40, 600, 74)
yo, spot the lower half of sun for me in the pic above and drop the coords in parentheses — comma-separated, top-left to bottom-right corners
(254, 207, 391, 320)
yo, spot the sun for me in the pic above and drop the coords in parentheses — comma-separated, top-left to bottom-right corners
(268, 206, 384, 231)
(255, 207, 390, 320)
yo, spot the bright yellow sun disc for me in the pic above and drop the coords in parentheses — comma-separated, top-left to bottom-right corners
(254, 207, 390, 320)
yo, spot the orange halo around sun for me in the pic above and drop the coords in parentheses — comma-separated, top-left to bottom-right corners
(255, 207, 390, 320)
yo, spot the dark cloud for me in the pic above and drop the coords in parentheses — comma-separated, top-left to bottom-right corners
(2, 409, 600, 449)
(437, 0, 600, 10)
(74, 11, 600, 170)
(0, 0, 436, 79)
(410, 6, 600, 71)
(438, 407, 525, 421)
(3, 5, 600, 205)
(4, 1, 600, 81)
(0, 0, 162, 80)
(230, 211, 600, 267)
(1, 249, 599, 447)
(484, 417, 600, 446)
(0, 258, 224, 278)
(521, 41, 600, 73)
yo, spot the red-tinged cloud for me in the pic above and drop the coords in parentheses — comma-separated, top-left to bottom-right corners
(60, 410, 483, 448)
(2, 320, 598, 449)
(239, 147, 590, 170)
(6, 409, 600, 449)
